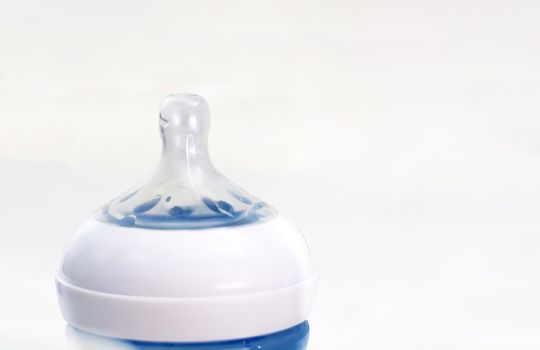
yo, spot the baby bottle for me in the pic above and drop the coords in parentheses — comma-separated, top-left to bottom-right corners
(56, 94, 317, 350)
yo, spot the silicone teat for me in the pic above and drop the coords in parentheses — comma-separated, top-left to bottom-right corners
(97, 94, 276, 229)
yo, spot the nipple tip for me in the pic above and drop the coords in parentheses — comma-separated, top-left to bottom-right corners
(160, 93, 208, 113)
(159, 93, 210, 129)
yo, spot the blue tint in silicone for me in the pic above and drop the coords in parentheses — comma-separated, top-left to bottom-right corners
(67, 322, 309, 350)
(96, 94, 277, 229)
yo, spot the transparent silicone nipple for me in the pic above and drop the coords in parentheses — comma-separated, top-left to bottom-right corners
(96, 94, 276, 229)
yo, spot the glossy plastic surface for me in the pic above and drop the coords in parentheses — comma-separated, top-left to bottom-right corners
(97, 94, 276, 229)
(66, 322, 309, 350)
(57, 217, 317, 342)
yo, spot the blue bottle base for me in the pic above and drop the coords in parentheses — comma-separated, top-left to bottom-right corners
(67, 322, 309, 350)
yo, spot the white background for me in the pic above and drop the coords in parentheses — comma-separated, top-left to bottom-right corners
(1, 1, 540, 349)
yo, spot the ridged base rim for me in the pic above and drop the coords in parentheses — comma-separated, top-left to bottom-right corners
(66, 322, 310, 349)
(56, 272, 317, 343)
